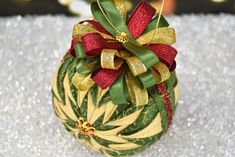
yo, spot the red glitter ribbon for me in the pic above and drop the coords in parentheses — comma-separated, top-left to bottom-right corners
(149, 44, 177, 68)
(157, 83, 174, 128)
(127, 1, 156, 39)
(82, 33, 122, 56)
(92, 67, 124, 89)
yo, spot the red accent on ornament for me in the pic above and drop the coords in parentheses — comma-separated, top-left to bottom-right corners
(163, 94, 174, 128)
(157, 83, 167, 94)
(157, 83, 174, 128)
(127, 0, 156, 39)
(92, 66, 124, 89)
(149, 44, 177, 68)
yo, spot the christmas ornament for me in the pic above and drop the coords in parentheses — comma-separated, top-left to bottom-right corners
(52, 0, 179, 156)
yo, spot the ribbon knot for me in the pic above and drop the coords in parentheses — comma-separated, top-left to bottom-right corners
(101, 49, 147, 76)
(116, 32, 129, 43)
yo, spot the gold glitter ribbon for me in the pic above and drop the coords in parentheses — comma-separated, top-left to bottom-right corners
(113, 0, 127, 20)
(125, 70, 148, 106)
(101, 49, 147, 76)
(126, 57, 147, 76)
(151, 62, 170, 84)
(137, 27, 176, 45)
(72, 24, 114, 41)
(101, 49, 124, 70)
(72, 73, 95, 91)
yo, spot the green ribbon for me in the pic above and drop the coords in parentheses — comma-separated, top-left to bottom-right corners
(109, 70, 130, 105)
(138, 70, 156, 89)
(74, 44, 86, 59)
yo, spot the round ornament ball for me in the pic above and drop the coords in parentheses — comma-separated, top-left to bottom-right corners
(52, 0, 179, 156)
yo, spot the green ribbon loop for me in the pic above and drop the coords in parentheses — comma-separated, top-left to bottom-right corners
(109, 71, 130, 105)
(74, 44, 86, 59)
(138, 70, 156, 89)
(91, 0, 159, 69)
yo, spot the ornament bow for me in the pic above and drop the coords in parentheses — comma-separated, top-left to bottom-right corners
(69, 0, 177, 106)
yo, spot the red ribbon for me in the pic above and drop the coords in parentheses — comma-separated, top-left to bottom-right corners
(82, 33, 107, 56)
(65, 39, 79, 59)
(156, 83, 174, 128)
(169, 60, 176, 72)
(127, 1, 156, 39)
(149, 44, 177, 68)
(92, 67, 124, 89)
(82, 33, 122, 56)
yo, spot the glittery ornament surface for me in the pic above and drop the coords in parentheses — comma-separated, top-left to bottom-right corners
(0, 15, 235, 157)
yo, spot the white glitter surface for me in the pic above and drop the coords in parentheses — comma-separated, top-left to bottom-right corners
(0, 15, 235, 157)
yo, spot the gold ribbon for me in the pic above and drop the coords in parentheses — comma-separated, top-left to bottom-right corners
(72, 24, 114, 41)
(125, 70, 148, 106)
(101, 49, 124, 70)
(113, 0, 127, 20)
(126, 57, 147, 76)
(151, 62, 170, 84)
(137, 27, 176, 45)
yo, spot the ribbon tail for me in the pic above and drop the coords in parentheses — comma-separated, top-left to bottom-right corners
(125, 70, 148, 106)
(109, 71, 130, 105)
